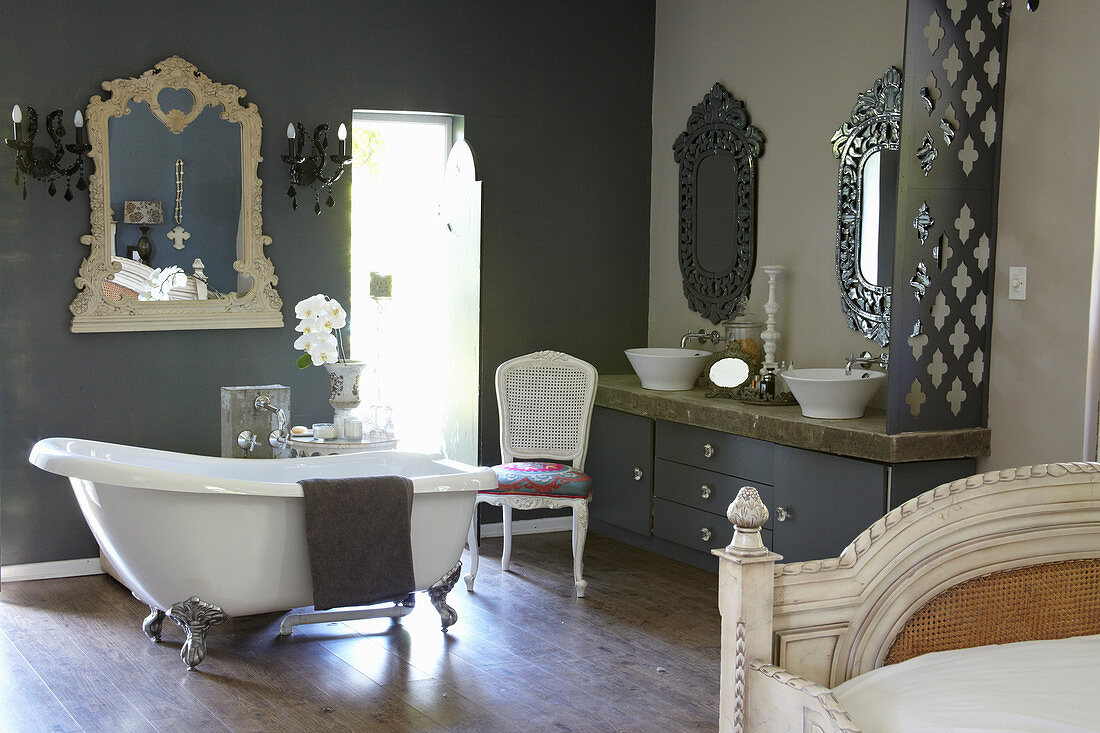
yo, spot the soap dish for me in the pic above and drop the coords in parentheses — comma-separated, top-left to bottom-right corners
(738, 389, 798, 407)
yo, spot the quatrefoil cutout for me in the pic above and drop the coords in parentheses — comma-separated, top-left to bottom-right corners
(925, 11, 946, 55)
(947, 0, 967, 24)
(965, 15, 986, 57)
(985, 47, 1001, 88)
(944, 45, 963, 86)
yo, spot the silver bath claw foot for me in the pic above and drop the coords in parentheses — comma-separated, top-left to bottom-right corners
(167, 596, 229, 670)
(428, 561, 462, 632)
(142, 606, 165, 642)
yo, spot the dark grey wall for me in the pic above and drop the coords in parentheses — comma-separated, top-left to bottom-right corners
(0, 0, 654, 565)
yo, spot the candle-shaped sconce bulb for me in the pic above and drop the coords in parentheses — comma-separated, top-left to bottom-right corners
(286, 122, 296, 158)
(338, 123, 347, 157)
(286, 122, 295, 139)
(73, 110, 83, 127)
(11, 104, 21, 140)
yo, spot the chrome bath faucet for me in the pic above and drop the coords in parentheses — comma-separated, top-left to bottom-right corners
(845, 351, 889, 375)
(681, 329, 722, 348)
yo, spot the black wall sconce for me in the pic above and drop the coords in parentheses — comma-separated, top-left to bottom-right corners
(282, 122, 352, 214)
(5, 105, 91, 200)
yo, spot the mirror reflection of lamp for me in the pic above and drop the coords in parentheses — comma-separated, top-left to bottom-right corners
(123, 200, 162, 265)
(123, 201, 164, 266)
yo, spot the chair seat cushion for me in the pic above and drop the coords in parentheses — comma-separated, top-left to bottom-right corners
(486, 462, 593, 498)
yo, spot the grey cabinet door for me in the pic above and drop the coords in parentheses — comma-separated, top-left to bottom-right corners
(772, 446, 887, 563)
(587, 407, 654, 536)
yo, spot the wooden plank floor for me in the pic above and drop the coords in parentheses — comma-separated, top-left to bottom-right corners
(0, 532, 720, 732)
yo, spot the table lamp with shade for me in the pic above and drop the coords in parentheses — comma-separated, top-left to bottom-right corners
(123, 200, 163, 266)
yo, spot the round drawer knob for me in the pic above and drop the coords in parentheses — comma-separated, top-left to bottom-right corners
(700, 527, 712, 542)
(776, 506, 792, 522)
(632, 467, 644, 481)
(703, 443, 715, 459)
(700, 484, 712, 499)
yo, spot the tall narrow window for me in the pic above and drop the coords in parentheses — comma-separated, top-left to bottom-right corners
(350, 112, 480, 463)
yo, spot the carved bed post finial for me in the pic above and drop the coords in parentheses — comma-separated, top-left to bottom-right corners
(715, 486, 780, 733)
(726, 486, 770, 556)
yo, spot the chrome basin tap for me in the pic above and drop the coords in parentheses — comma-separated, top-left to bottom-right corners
(254, 395, 289, 449)
(845, 351, 889, 375)
(681, 329, 722, 348)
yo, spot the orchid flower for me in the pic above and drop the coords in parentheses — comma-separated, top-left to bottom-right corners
(293, 330, 324, 352)
(306, 332, 339, 365)
(294, 293, 327, 320)
(138, 266, 188, 301)
(322, 298, 347, 329)
(295, 315, 326, 334)
(292, 293, 350, 368)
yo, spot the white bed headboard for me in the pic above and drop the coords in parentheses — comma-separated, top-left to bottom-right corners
(716, 462, 1100, 712)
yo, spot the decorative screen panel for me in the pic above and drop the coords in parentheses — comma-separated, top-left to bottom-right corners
(887, 0, 1009, 433)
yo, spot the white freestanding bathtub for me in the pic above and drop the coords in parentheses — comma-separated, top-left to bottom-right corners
(29, 438, 495, 668)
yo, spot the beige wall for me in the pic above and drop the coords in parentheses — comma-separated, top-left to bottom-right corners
(651, 0, 1100, 470)
(991, 2, 1100, 468)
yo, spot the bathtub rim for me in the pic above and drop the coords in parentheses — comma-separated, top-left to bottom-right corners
(29, 437, 495, 498)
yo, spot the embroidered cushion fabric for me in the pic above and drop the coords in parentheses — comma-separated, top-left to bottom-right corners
(486, 462, 593, 498)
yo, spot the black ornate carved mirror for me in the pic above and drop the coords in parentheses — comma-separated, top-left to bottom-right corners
(673, 83, 763, 324)
(832, 67, 902, 346)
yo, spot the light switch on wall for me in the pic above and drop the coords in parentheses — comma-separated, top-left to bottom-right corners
(1008, 266, 1027, 300)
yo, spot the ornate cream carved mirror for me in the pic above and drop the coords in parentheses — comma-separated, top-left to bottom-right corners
(71, 56, 282, 332)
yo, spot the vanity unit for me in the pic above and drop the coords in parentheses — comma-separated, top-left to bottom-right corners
(586, 375, 989, 570)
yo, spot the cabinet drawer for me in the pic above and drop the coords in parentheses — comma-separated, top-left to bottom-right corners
(656, 421, 773, 482)
(653, 498, 772, 555)
(654, 459, 773, 529)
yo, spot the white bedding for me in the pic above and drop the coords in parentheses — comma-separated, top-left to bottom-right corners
(832, 634, 1100, 732)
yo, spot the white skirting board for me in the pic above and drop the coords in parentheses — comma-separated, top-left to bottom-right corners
(1, 557, 104, 583)
(479, 516, 572, 538)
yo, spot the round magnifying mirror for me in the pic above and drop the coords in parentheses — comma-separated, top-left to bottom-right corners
(709, 357, 751, 389)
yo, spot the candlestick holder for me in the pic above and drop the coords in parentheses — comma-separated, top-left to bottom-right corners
(5, 105, 91, 201)
(760, 265, 786, 373)
(281, 122, 352, 214)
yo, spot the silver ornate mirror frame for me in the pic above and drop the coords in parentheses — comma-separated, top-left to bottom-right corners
(71, 56, 282, 333)
(673, 82, 763, 324)
(831, 67, 901, 347)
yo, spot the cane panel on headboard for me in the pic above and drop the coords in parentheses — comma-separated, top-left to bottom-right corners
(884, 558, 1100, 664)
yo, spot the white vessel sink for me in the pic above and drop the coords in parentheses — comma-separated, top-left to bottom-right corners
(782, 368, 886, 419)
(625, 347, 711, 391)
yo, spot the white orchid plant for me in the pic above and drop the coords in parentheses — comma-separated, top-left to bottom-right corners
(293, 294, 349, 368)
(138, 266, 188, 301)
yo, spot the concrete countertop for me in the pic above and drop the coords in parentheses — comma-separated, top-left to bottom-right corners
(595, 374, 990, 464)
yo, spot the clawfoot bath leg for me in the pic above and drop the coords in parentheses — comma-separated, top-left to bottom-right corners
(429, 561, 462, 632)
(142, 606, 165, 642)
(167, 596, 229, 670)
(464, 512, 479, 591)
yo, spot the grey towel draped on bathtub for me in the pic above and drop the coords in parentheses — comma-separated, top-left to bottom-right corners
(298, 475, 415, 611)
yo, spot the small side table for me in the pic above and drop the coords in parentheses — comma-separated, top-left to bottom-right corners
(287, 435, 397, 458)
